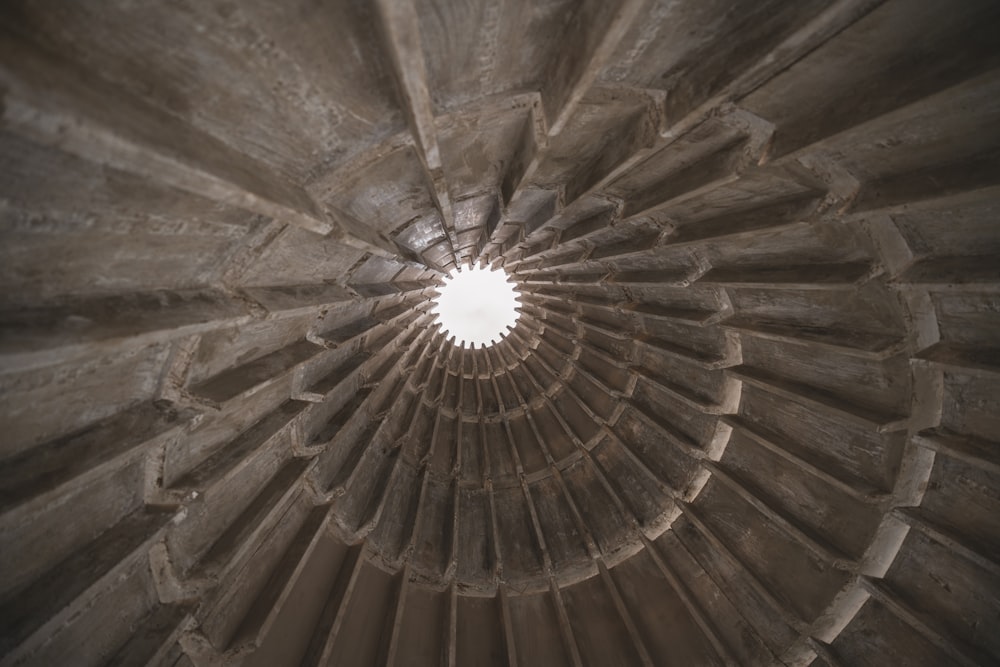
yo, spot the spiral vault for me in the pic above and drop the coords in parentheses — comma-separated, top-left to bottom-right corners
(1, 1, 999, 665)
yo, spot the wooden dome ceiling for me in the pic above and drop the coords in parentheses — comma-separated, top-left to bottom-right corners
(1, 1, 999, 665)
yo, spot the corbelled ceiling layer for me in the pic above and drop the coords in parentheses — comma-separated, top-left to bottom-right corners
(1, 1, 999, 665)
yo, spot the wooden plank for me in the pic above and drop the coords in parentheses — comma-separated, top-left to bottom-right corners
(374, 0, 458, 255)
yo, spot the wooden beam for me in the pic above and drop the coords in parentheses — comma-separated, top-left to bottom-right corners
(702, 461, 858, 571)
(314, 546, 367, 665)
(509, 0, 887, 250)
(549, 578, 585, 667)
(677, 500, 809, 633)
(641, 535, 739, 665)
(374, 0, 459, 257)
(498, 586, 519, 667)
(597, 561, 655, 667)
(483, 0, 645, 255)
(0, 31, 397, 259)
(541, 0, 648, 136)
(383, 566, 411, 667)
(860, 576, 987, 667)
(446, 582, 458, 667)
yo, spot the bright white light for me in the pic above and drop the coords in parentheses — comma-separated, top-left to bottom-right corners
(432, 266, 520, 348)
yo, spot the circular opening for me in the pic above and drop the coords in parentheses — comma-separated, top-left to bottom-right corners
(431, 265, 521, 348)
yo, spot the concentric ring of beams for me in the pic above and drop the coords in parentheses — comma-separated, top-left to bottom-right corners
(1, 1, 999, 666)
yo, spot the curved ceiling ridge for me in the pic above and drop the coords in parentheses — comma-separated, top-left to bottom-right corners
(1, 1, 998, 666)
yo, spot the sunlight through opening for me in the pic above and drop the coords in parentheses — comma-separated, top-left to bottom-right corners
(432, 266, 521, 348)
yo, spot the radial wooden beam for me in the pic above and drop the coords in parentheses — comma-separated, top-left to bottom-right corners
(383, 567, 411, 667)
(859, 576, 988, 667)
(482, 0, 646, 256)
(549, 578, 585, 667)
(0, 30, 401, 260)
(541, 0, 648, 136)
(677, 500, 809, 634)
(374, 0, 459, 258)
(640, 534, 738, 665)
(597, 561, 655, 667)
(504, 0, 890, 253)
